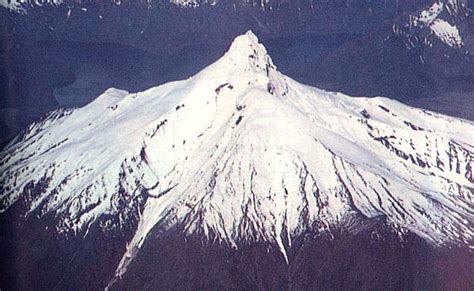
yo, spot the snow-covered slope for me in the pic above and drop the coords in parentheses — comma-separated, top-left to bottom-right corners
(0, 0, 25, 13)
(393, 0, 471, 50)
(1, 31, 473, 280)
(0, 0, 63, 13)
(170, 0, 218, 8)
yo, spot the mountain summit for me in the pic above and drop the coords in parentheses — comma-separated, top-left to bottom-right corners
(1, 31, 473, 290)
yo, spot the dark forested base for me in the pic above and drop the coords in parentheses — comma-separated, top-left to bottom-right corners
(290, 226, 474, 291)
(113, 221, 473, 290)
(111, 232, 289, 290)
(0, 203, 131, 291)
(1, 214, 472, 290)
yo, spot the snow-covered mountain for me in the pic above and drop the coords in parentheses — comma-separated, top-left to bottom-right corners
(303, 0, 473, 117)
(1, 31, 473, 289)
(393, 0, 471, 51)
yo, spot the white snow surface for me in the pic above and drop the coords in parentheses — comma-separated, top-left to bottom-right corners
(170, 0, 218, 8)
(0, 0, 26, 12)
(1, 31, 473, 274)
(418, 1, 444, 25)
(0, 0, 64, 12)
(430, 18, 464, 47)
(414, 0, 467, 47)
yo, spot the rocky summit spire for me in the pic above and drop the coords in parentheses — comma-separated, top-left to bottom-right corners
(223, 30, 277, 74)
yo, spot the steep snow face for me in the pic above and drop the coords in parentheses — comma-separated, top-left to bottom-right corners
(393, 0, 470, 49)
(430, 18, 464, 47)
(1, 31, 473, 272)
(421, 0, 467, 48)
